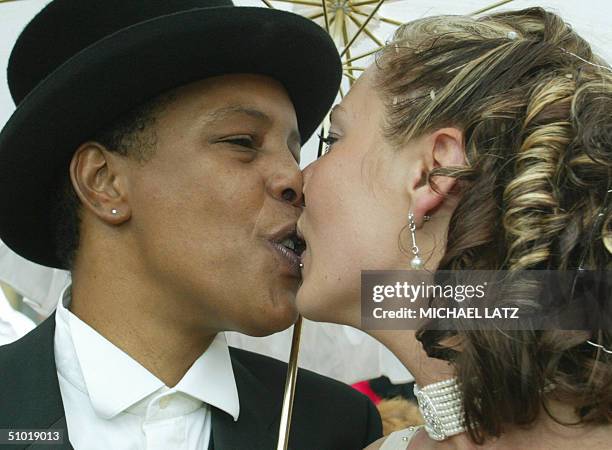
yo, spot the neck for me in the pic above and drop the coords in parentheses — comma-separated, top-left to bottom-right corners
(69, 253, 216, 387)
(369, 330, 455, 386)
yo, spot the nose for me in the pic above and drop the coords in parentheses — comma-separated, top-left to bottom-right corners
(301, 159, 318, 202)
(267, 160, 304, 208)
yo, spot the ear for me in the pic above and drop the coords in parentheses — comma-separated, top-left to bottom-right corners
(70, 142, 131, 225)
(409, 127, 465, 222)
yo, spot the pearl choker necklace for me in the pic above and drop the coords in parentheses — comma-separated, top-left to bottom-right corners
(414, 377, 466, 441)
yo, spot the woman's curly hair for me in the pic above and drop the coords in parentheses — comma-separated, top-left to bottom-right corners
(374, 7, 612, 444)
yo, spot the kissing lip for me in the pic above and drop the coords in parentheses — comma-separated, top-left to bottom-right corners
(264, 221, 306, 277)
(267, 241, 301, 278)
(294, 221, 310, 270)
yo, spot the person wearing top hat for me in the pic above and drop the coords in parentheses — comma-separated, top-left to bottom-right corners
(0, 1, 382, 449)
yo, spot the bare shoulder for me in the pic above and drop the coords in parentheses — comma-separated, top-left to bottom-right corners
(364, 436, 387, 450)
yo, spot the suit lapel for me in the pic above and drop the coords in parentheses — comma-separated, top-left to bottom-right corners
(210, 353, 287, 450)
(0, 313, 73, 449)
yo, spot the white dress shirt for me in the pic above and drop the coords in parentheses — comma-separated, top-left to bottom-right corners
(54, 285, 239, 450)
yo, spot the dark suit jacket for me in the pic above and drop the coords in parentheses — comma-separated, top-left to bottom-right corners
(0, 314, 382, 450)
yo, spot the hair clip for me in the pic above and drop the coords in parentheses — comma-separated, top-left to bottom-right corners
(586, 340, 612, 354)
(560, 48, 612, 73)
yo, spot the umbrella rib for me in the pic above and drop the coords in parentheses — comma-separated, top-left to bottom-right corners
(353, 9, 402, 26)
(341, 0, 386, 57)
(342, 12, 355, 86)
(308, 11, 325, 20)
(342, 46, 384, 65)
(347, 12, 384, 47)
(321, 0, 330, 31)
(343, 71, 358, 81)
(470, 0, 516, 16)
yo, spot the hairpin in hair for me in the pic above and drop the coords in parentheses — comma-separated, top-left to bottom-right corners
(586, 340, 612, 354)
(560, 48, 612, 73)
(507, 31, 518, 40)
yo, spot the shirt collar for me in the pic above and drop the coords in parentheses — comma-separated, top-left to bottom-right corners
(54, 284, 239, 421)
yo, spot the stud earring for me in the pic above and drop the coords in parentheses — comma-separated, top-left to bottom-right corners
(408, 212, 424, 269)
(111, 209, 118, 215)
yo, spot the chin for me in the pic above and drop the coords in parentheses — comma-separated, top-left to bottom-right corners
(240, 303, 299, 337)
(295, 283, 331, 323)
(296, 281, 359, 327)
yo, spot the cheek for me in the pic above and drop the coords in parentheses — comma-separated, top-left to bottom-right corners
(305, 157, 356, 252)
(128, 156, 265, 273)
(298, 162, 381, 320)
(298, 156, 411, 324)
(307, 156, 403, 263)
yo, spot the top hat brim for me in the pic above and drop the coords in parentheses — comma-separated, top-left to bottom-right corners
(0, 6, 342, 269)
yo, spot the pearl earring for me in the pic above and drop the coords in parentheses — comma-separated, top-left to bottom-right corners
(408, 212, 424, 269)
(111, 209, 118, 215)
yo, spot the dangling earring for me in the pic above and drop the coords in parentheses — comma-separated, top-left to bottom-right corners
(408, 212, 424, 269)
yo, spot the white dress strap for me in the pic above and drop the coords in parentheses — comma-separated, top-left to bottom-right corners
(379, 425, 423, 450)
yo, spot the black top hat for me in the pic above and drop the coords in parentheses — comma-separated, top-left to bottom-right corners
(0, 0, 341, 269)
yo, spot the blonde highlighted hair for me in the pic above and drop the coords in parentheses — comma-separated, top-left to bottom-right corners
(374, 7, 612, 444)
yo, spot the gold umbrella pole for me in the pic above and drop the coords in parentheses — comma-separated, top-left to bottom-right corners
(276, 315, 303, 450)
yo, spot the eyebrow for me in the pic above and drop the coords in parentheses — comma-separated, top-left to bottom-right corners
(205, 105, 270, 123)
(204, 105, 302, 161)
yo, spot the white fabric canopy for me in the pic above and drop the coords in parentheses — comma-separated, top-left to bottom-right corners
(0, 243, 70, 315)
(0, 286, 34, 345)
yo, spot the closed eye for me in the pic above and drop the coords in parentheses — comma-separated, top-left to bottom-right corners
(318, 133, 339, 154)
(219, 135, 256, 149)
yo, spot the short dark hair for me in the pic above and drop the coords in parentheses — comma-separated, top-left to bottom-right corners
(53, 91, 176, 269)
